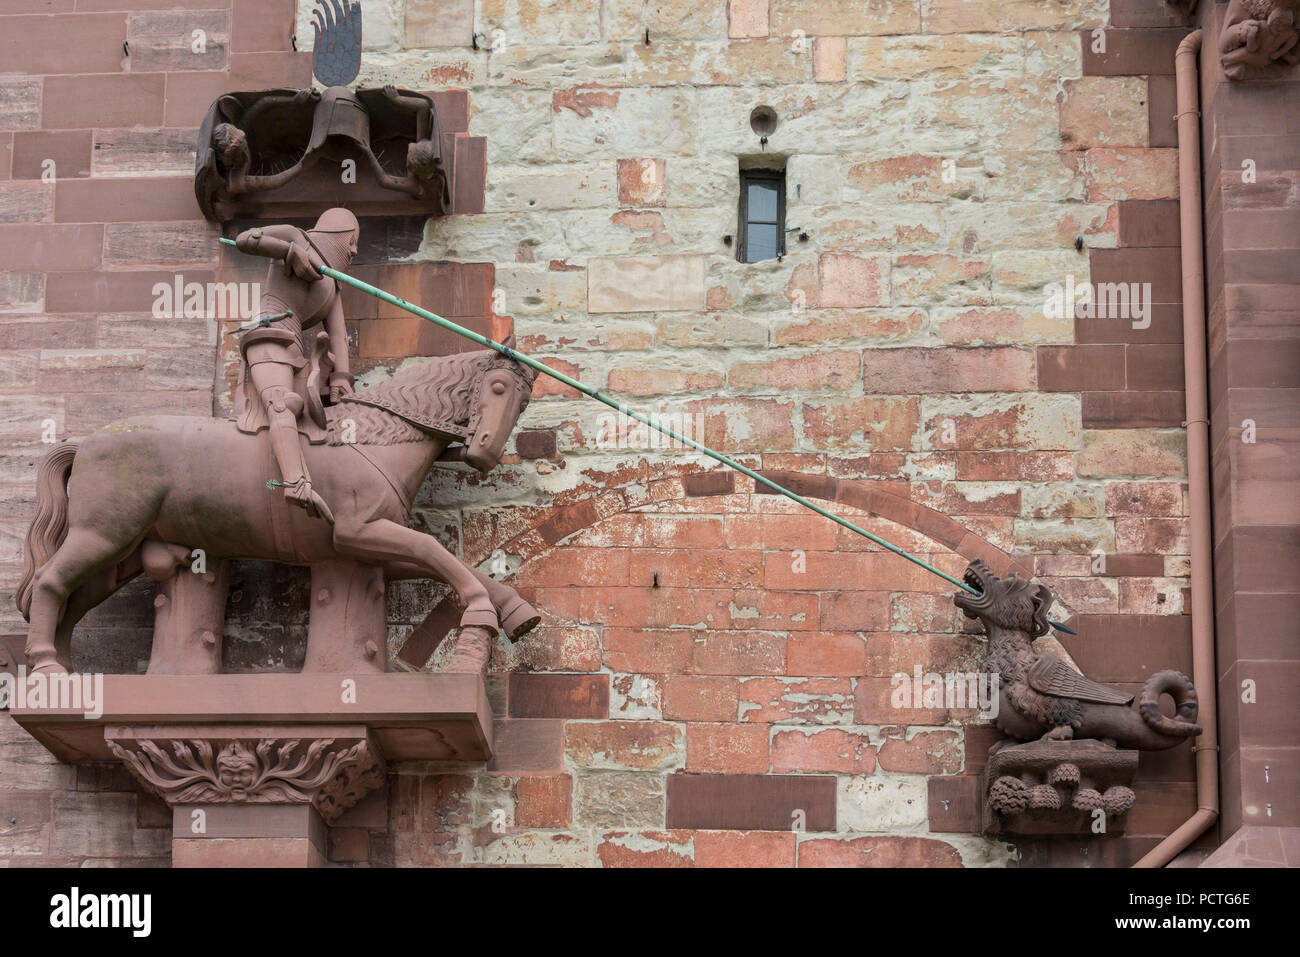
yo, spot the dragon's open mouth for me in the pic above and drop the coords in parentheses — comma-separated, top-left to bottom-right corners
(953, 560, 994, 614)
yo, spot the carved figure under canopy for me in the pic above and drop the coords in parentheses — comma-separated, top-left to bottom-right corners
(1220, 0, 1300, 78)
(194, 86, 450, 222)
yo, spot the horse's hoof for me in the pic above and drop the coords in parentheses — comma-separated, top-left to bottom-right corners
(28, 658, 69, 676)
(460, 603, 499, 631)
(499, 596, 541, 640)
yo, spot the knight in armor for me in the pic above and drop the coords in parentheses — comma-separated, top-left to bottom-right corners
(231, 207, 360, 524)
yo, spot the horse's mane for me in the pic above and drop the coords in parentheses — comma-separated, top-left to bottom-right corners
(324, 348, 534, 447)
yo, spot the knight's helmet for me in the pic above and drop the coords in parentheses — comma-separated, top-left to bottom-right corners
(305, 207, 360, 271)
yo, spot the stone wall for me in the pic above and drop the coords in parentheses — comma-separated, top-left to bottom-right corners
(0, 0, 1221, 866)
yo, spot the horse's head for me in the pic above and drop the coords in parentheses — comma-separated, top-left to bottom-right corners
(464, 337, 538, 472)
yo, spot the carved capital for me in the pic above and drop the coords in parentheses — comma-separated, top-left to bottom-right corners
(105, 726, 384, 823)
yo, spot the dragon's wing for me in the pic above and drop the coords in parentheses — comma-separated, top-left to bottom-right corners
(1026, 654, 1134, 705)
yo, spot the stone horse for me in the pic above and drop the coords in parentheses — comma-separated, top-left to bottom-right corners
(15, 343, 540, 676)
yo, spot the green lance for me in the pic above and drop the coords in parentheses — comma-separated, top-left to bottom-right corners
(219, 237, 1075, 632)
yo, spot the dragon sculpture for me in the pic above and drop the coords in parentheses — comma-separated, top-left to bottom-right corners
(954, 559, 1201, 751)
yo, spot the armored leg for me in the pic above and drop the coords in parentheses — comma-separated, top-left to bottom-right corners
(250, 361, 334, 524)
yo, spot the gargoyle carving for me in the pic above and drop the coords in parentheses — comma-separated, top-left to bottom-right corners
(1221, 0, 1300, 79)
(954, 559, 1201, 750)
(194, 85, 450, 222)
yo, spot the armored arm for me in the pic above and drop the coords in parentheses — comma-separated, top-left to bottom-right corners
(234, 225, 326, 281)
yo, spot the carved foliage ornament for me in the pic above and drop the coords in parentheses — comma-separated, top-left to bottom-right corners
(107, 735, 384, 822)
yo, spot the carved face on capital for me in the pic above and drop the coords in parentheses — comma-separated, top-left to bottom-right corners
(216, 743, 258, 796)
(953, 559, 1054, 638)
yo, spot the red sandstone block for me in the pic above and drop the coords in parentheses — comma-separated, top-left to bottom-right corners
(65, 389, 210, 432)
(876, 730, 963, 774)
(890, 591, 969, 634)
(803, 395, 920, 451)
(723, 512, 837, 551)
(0, 226, 102, 272)
(771, 728, 876, 775)
(1126, 343, 1185, 390)
(328, 828, 370, 863)
(231, 0, 295, 53)
(683, 397, 797, 452)
(927, 775, 981, 833)
(564, 721, 682, 770)
(625, 548, 763, 588)
(754, 469, 837, 501)
(955, 450, 1075, 481)
(43, 75, 164, 129)
(797, 835, 963, 867)
(486, 720, 565, 773)
(597, 830, 693, 867)
(509, 673, 609, 719)
(514, 546, 629, 587)
(786, 632, 867, 676)
(604, 628, 695, 674)
(666, 773, 836, 831)
(725, 588, 819, 631)
(819, 591, 891, 631)
(694, 830, 796, 867)
(861, 346, 1034, 393)
(765, 550, 939, 592)
(1037, 344, 1127, 391)
(530, 356, 582, 397)
(686, 723, 770, 773)
(863, 631, 980, 678)
(819, 252, 887, 307)
(661, 676, 741, 722)
(515, 429, 556, 459)
(692, 632, 786, 676)
(1083, 391, 1185, 428)
(736, 676, 854, 723)
(11, 131, 92, 181)
(514, 774, 573, 828)
(1104, 480, 1184, 516)
(452, 135, 486, 214)
(1089, 247, 1182, 303)
(1081, 28, 1183, 75)
(0, 14, 127, 75)
(729, 350, 861, 392)
(683, 470, 735, 497)
(533, 499, 601, 546)
(911, 480, 1021, 517)
(428, 90, 469, 133)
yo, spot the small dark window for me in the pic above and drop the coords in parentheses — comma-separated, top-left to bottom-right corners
(738, 169, 785, 263)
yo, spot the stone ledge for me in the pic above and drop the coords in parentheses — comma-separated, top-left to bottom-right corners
(10, 672, 493, 763)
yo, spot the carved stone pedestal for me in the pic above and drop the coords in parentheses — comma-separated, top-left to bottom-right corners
(11, 673, 493, 867)
(981, 739, 1139, 837)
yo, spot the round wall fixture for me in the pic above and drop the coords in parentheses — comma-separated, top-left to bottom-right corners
(749, 105, 778, 139)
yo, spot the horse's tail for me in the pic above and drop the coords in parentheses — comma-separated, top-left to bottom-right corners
(15, 441, 78, 620)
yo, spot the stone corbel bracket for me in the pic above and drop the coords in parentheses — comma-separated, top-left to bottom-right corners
(105, 725, 385, 824)
(982, 739, 1139, 837)
(194, 85, 458, 222)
